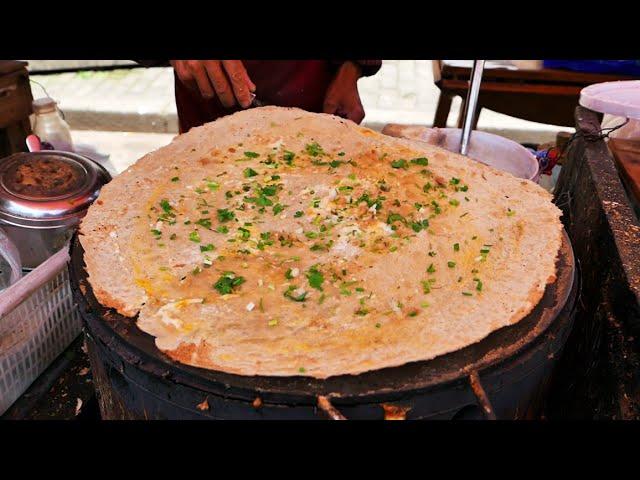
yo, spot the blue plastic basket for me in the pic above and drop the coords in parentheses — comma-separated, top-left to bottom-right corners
(543, 60, 640, 77)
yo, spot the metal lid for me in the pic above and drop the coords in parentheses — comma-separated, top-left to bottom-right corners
(32, 97, 58, 114)
(0, 151, 111, 229)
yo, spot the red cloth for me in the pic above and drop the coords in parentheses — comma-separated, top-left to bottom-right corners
(173, 60, 381, 133)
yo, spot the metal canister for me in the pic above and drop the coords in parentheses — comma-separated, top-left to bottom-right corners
(0, 151, 111, 269)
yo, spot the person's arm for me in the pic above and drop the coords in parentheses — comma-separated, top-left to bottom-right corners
(169, 61, 255, 107)
(323, 60, 382, 124)
(137, 60, 255, 108)
(352, 60, 383, 77)
(330, 60, 382, 77)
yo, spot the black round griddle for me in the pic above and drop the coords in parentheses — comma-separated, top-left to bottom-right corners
(70, 232, 577, 419)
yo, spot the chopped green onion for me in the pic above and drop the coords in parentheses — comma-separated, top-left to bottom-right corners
(306, 265, 324, 291)
(217, 209, 235, 223)
(391, 159, 408, 169)
(410, 157, 428, 166)
(195, 218, 212, 229)
(305, 142, 324, 157)
(159, 199, 173, 214)
(284, 285, 307, 302)
(243, 167, 258, 178)
(283, 151, 295, 165)
(213, 271, 246, 295)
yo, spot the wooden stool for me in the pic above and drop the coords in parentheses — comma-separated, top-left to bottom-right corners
(433, 61, 636, 129)
(0, 60, 33, 158)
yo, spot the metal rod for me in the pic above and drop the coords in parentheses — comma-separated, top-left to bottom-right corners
(459, 60, 485, 156)
(468, 371, 497, 420)
(317, 395, 347, 420)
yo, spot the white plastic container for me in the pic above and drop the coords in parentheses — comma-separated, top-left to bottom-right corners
(580, 80, 640, 121)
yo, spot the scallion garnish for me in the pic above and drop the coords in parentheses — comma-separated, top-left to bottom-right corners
(391, 159, 408, 169)
(217, 209, 235, 222)
(213, 271, 246, 294)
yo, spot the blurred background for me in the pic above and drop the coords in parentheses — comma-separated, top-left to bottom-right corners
(22, 60, 578, 173)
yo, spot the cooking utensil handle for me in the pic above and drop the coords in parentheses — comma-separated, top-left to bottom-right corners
(26, 134, 42, 152)
(459, 60, 485, 156)
(317, 395, 347, 420)
(468, 371, 497, 420)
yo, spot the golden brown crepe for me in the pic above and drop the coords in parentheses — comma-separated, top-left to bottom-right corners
(80, 107, 562, 379)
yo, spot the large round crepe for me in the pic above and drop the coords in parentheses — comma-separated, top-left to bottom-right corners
(80, 106, 562, 379)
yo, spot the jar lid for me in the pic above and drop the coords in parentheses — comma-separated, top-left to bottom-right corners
(579, 80, 640, 120)
(32, 97, 58, 114)
(0, 151, 111, 229)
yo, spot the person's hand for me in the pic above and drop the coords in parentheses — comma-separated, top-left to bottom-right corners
(170, 60, 256, 108)
(323, 61, 365, 124)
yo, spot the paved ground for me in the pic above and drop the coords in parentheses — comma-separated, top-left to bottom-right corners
(30, 61, 572, 138)
(27, 60, 572, 178)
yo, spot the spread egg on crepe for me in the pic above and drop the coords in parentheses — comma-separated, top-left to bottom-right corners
(80, 107, 562, 379)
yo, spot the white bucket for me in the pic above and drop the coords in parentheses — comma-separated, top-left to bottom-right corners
(382, 125, 540, 183)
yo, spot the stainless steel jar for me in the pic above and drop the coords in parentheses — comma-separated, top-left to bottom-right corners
(0, 150, 111, 269)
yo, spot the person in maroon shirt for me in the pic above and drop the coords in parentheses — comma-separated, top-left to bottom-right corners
(139, 60, 382, 133)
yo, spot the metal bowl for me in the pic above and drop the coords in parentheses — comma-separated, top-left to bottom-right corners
(0, 151, 111, 269)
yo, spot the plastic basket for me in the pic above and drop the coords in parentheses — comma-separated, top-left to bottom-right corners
(0, 247, 81, 415)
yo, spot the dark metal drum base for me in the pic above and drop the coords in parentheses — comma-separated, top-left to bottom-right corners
(71, 232, 577, 420)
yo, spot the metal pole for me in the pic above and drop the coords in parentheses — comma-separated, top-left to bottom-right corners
(460, 60, 485, 156)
